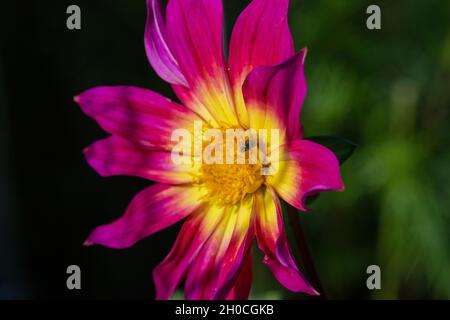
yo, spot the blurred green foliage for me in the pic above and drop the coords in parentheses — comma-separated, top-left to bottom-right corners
(246, 0, 450, 299)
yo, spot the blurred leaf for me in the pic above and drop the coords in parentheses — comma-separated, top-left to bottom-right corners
(305, 136, 357, 165)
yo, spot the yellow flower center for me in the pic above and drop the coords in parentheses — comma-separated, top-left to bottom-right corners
(189, 124, 273, 206)
(201, 162, 263, 206)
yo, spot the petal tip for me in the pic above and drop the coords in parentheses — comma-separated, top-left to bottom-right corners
(300, 47, 308, 64)
(311, 287, 321, 296)
(83, 240, 93, 247)
(300, 206, 313, 213)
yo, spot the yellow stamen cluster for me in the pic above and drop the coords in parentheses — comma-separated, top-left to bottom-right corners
(201, 162, 263, 206)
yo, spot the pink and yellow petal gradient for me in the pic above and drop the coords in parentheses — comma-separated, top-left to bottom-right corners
(267, 140, 344, 212)
(146, 0, 237, 127)
(84, 135, 200, 185)
(185, 196, 254, 300)
(84, 184, 207, 249)
(153, 203, 224, 300)
(229, 0, 295, 127)
(76, 86, 203, 150)
(243, 50, 308, 144)
(254, 187, 318, 295)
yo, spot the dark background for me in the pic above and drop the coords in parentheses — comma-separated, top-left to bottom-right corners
(1, 0, 449, 299)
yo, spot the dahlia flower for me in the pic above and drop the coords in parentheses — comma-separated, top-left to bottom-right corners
(75, 0, 344, 300)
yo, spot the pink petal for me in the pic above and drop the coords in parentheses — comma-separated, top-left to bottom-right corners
(153, 204, 224, 300)
(75, 86, 201, 149)
(267, 140, 344, 211)
(225, 250, 253, 300)
(145, 0, 188, 86)
(254, 188, 318, 295)
(184, 196, 254, 300)
(144, 0, 237, 126)
(165, 0, 238, 126)
(171, 84, 223, 127)
(84, 135, 199, 185)
(229, 0, 295, 126)
(84, 184, 206, 249)
(165, 0, 224, 88)
(243, 50, 308, 142)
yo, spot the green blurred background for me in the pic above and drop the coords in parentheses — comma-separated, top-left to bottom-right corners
(1, 0, 449, 299)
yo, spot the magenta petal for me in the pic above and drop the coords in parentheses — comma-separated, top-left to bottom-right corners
(225, 250, 253, 300)
(84, 184, 205, 249)
(254, 188, 318, 295)
(229, 0, 294, 87)
(75, 86, 201, 149)
(228, 0, 295, 126)
(270, 140, 344, 211)
(184, 229, 253, 300)
(165, 0, 225, 85)
(84, 135, 197, 185)
(184, 197, 254, 300)
(153, 205, 223, 300)
(243, 50, 308, 141)
(145, 0, 188, 86)
(164, 0, 238, 127)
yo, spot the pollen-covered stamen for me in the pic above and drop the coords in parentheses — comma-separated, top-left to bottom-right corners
(201, 162, 263, 206)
